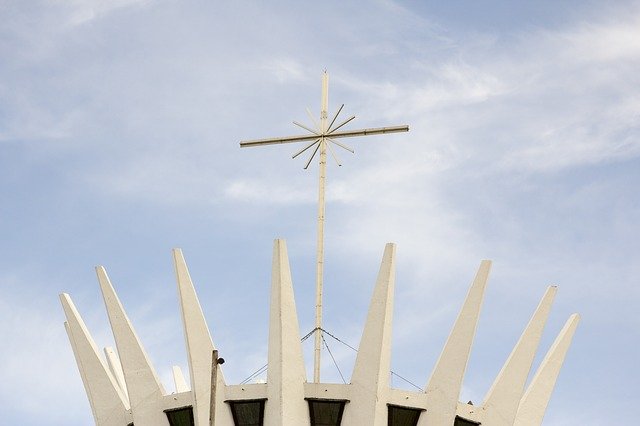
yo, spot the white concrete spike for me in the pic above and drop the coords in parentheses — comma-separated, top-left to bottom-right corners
(104, 346, 129, 404)
(420, 260, 492, 426)
(173, 249, 231, 426)
(481, 286, 558, 425)
(96, 266, 169, 426)
(60, 294, 130, 426)
(265, 239, 308, 426)
(344, 243, 396, 426)
(172, 366, 190, 393)
(514, 314, 580, 426)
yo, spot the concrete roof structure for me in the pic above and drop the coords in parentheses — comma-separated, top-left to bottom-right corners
(61, 242, 578, 425)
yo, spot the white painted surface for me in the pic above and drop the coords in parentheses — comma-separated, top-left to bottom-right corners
(420, 260, 491, 426)
(173, 248, 232, 426)
(265, 239, 308, 425)
(343, 243, 396, 426)
(173, 366, 190, 393)
(63, 246, 578, 426)
(61, 294, 130, 426)
(514, 314, 580, 426)
(481, 286, 557, 425)
(104, 346, 129, 406)
(96, 266, 170, 426)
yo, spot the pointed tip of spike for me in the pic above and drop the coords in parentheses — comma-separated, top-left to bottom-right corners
(514, 312, 581, 425)
(384, 242, 397, 255)
(477, 259, 492, 278)
(351, 243, 396, 382)
(481, 284, 559, 423)
(60, 293, 75, 310)
(95, 265, 108, 279)
(478, 260, 493, 275)
(273, 239, 288, 254)
(172, 248, 186, 270)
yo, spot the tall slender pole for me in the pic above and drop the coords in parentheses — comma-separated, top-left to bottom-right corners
(313, 72, 329, 383)
(239, 70, 409, 383)
(209, 349, 218, 426)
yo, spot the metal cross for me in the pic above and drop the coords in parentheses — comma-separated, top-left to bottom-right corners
(240, 71, 409, 383)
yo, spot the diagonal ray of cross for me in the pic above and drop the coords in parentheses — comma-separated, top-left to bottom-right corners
(239, 71, 409, 383)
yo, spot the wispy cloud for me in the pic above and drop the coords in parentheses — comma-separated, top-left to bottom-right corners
(56, 0, 153, 26)
(261, 57, 307, 83)
(225, 179, 315, 204)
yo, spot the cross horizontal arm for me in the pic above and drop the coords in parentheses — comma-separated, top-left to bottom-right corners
(240, 125, 409, 148)
(328, 125, 409, 139)
(239, 133, 320, 148)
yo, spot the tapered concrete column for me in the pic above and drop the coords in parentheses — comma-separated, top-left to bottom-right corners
(104, 346, 129, 405)
(481, 286, 557, 425)
(265, 239, 308, 426)
(514, 314, 580, 426)
(96, 267, 169, 426)
(172, 366, 190, 393)
(173, 249, 232, 426)
(60, 294, 130, 426)
(420, 260, 492, 426)
(343, 243, 396, 426)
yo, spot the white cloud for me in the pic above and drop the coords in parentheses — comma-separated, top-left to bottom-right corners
(261, 57, 307, 84)
(225, 179, 315, 204)
(553, 14, 640, 64)
(405, 62, 507, 111)
(54, 0, 153, 26)
(376, 11, 640, 176)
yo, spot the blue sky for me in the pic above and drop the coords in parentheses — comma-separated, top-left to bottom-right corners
(1, 1, 638, 424)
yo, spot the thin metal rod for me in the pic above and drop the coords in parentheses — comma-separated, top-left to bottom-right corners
(306, 107, 320, 131)
(326, 138, 342, 166)
(209, 350, 219, 426)
(321, 333, 346, 384)
(329, 125, 409, 139)
(328, 115, 356, 134)
(304, 142, 321, 170)
(240, 133, 319, 147)
(313, 72, 329, 383)
(327, 104, 344, 132)
(241, 125, 408, 148)
(239, 363, 268, 385)
(328, 138, 355, 154)
(293, 121, 319, 135)
(292, 138, 320, 159)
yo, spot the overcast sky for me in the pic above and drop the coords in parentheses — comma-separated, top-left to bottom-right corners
(1, 1, 639, 424)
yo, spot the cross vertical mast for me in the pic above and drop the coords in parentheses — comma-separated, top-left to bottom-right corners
(239, 71, 409, 384)
(314, 72, 329, 383)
